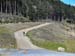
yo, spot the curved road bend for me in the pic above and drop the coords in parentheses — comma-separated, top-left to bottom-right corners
(14, 23, 52, 49)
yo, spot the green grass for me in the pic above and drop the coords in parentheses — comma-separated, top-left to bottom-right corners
(0, 22, 43, 49)
(27, 32, 66, 51)
(64, 40, 75, 53)
(0, 22, 43, 48)
(32, 38, 66, 51)
(0, 27, 16, 48)
(27, 31, 75, 53)
(27, 23, 75, 53)
(0, 27, 11, 34)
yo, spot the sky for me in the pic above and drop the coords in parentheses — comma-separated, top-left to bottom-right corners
(60, 0, 75, 6)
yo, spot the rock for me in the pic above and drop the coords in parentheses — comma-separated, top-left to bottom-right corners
(58, 47, 65, 52)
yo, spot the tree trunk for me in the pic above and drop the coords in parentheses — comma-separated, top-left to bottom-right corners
(1, 0, 2, 14)
(9, 0, 12, 15)
(25, 0, 29, 19)
(14, 0, 16, 15)
(6, 0, 7, 14)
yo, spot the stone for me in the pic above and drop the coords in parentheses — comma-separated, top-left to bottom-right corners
(58, 47, 65, 52)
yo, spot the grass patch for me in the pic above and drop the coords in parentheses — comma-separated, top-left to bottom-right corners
(0, 22, 43, 48)
(64, 39, 75, 53)
(27, 32, 66, 51)
(27, 24, 75, 53)
(27, 31, 75, 52)
(0, 27, 16, 48)
(32, 38, 66, 51)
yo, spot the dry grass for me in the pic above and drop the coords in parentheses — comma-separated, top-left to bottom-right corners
(0, 22, 43, 32)
(0, 27, 16, 48)
(0, 22, 43, 48)
(27, 22, 75, 52)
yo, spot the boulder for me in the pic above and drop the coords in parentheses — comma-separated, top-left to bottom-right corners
(58, 47, 65, 52)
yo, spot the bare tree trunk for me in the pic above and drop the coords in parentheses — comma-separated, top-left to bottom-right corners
(9, 0, 12, 15)
(6, 0, 7, 14)
(14, 0, 16, 15)
(1, 0, 2, 14)
(17, 2, 21, 16)
(25, 0, 29, 19)
(46, 1, 49, 21)
(37, 0, 42, 22)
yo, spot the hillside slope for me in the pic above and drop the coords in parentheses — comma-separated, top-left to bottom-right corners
(21, 0, 75, 22)
(27, 22, 75, 52)
(0, 0, 75, 22)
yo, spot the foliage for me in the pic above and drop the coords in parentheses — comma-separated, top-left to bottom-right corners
(20, 0, 75, 22)
(0, 0, 75, 22)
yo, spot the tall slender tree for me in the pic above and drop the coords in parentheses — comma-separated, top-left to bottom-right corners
(25, 0, 29, 19)
(9, 0, 12, 15)
(14, 0, 16, 15)
(1, 0, 2, 14)
(6, 0, 7, 14)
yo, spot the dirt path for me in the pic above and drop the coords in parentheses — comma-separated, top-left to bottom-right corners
(14, 23, 51, 49)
